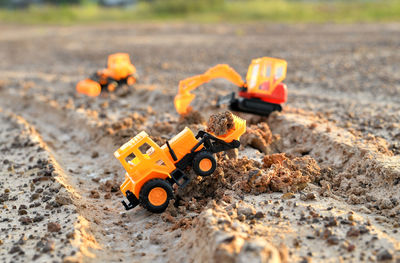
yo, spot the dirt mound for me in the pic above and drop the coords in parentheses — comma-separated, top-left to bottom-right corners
(269, 112, 400, 221)
(240, 122, 273, 153)
(175, 153, 321, 213)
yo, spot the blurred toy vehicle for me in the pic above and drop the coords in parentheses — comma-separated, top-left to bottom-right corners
(115, 115, 246, 213)
(99, 0, 136, 7)
(174, 57, 287, 116)
(76, 53, 137, 97)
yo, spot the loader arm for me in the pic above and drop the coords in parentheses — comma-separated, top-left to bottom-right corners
(174, 64, 246, 115)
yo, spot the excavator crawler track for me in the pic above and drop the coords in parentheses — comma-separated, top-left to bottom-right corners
(229, 97, 282, 116)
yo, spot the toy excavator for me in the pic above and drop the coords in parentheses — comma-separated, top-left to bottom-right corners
(76, 53, 137, 97)
(114, 114, 246, 213)
(174, 57, 287, 116)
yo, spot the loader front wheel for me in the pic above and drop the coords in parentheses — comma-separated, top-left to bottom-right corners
(107, 81, 118, 92)
(193, 151, 217, 177)
(139, 179, 173, 213)
(126, 75, 136, 86)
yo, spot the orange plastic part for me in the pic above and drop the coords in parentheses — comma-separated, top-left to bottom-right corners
(199, 159, 212, 172)
(148, 187, 168, 206)
(76, 79, 101, 97)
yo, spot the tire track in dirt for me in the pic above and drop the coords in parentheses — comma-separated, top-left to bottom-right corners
(0, 109, 81, 263)
(0, 91, 184, 262)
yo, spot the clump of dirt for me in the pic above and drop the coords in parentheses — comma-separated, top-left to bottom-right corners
(102, 113, 147, 145)
(206, 111, 235, 136)
(152, 121, 174, 136)
(176, 110, 206, 131)
(98, 179, 120, 195)
(104, 113, 146, 134)
(261, 153, 321, 193)
(179, 110, 205, 125)
(240, 122, 273, 153)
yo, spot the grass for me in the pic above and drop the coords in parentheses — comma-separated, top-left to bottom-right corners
(0, 0, 399, 25)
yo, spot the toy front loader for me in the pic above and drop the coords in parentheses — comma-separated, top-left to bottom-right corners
(115, 114, 246, 213)
(76, 53, 137, 97)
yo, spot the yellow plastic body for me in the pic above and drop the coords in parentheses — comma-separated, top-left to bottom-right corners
(174, 64, 245, 115)
(116, 116, 246, 199)
(246, 57, 287, 96)
(174, 57, 287, 115)
(99, 53, 137, 81)
(116, 128, 200, 199)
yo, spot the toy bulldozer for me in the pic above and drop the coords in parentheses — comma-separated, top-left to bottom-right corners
(114, 114, 246, 213)
(76, 53, 137, 97)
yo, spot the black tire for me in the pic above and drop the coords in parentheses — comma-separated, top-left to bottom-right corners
(139, 179, 173, 213)
(192, 151, 217, 177)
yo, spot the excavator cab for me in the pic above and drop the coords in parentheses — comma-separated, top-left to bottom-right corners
(241, 57, 288, 105)
(246, 57, 287, 95)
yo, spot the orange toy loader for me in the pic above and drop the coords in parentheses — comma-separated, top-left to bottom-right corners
(174, 57, 287, 116)
(114, 114, 246, 213)
(76, 53, 137, 97)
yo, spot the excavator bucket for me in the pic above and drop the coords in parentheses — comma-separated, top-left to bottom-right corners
(174, 92, 195, 115)
(76, 79, 102, 97)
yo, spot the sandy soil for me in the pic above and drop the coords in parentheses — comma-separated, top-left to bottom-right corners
(0, 23, 399, 263)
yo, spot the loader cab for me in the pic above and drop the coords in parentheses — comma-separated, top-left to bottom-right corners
(107, 53, 135, 80)
(114, 131, 171, 180)
(246, 57, 287, 95)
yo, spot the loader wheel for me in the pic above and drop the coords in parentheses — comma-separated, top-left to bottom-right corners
(139, 179, 173, 213)
(193, 151, 217, 177)
(126, 76, 136, 86)
(107, 81, 118, 92)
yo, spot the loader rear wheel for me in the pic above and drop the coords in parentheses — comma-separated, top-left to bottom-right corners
(139, 179, 173, 213)
(193, 151, 217, 177)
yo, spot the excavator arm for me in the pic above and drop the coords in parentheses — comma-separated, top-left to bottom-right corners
(174, 64, 245, 115)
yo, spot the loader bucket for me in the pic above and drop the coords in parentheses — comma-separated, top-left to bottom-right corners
(214, 115, 246, 143)
(76, 79, 101, 97)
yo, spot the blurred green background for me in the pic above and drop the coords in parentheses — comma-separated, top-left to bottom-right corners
(0, 0, 399, 24)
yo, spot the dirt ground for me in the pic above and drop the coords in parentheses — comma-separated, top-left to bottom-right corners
(0, 23, 399, 263)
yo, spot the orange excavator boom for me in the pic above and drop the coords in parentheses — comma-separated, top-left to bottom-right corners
(174, 64, 245, 115)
